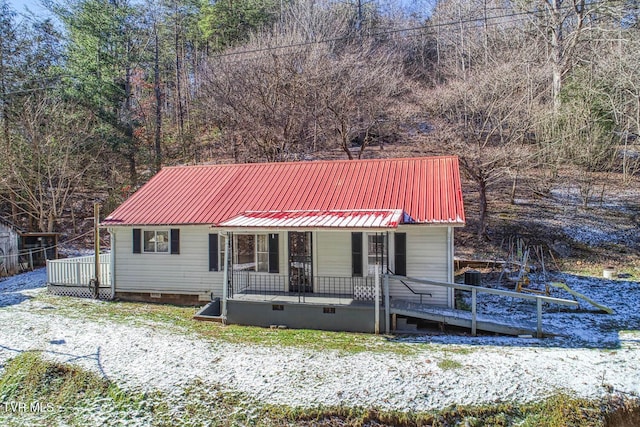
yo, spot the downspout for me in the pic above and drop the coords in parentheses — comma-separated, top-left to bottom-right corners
(109, 229, 116, 300)
(221, 231, 230, 324)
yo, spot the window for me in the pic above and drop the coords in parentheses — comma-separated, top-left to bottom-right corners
(256, 234, 269, 272)
(367, 234, 387, 275)
(219, 233, 279, 273)
(143, 230, 169, 253)
(235, 234, 255, 269)
(134, 229, 178, 254)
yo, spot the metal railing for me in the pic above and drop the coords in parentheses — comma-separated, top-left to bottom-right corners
(394, 278, 433, 304)
(229, 271, 377, 303)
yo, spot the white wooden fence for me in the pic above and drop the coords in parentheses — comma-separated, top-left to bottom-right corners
(47, 253, 113, 299)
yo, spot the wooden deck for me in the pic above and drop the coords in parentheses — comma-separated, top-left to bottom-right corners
(390, 299, 555, 337)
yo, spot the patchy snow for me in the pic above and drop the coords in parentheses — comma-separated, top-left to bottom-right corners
(0, 268, 639, 414)
(546, 185, 640, 249)
(559, 220, 639, 248)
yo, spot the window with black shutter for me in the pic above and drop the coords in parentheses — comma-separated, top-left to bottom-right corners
(170, 229, 180, 254)
(351, 232, 363, 277)
(133, 229, 141, 254)
(268, 233, 279, 273)
(209, 234, 218, 271)
(394, 233, 407, 276)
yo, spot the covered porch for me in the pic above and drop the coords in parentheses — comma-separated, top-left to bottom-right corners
(216, 210, 400, 332)
(229, 272, 378, 304)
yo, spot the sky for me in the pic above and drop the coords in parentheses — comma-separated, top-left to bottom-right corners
(6, 0, 434, 23)
(7, 0, 54, 19)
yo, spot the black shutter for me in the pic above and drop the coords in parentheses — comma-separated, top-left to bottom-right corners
(394, 233, 407, 276)
(209, 234, 218, 271)
(268, 233, 279, 273)
(170, 229, 180, 254)
(351, 232, 363, 277)
(133, 228, 141, 254)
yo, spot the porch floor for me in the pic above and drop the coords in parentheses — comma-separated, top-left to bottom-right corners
(229, 292, 374, 306)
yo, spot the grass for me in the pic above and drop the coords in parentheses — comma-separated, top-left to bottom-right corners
(2, 352, 639, 426)
(0, 352, 152, 426)
(33, 292, 422, 356)
(560, 258, 640, 281)
(437, 358, 463, 370)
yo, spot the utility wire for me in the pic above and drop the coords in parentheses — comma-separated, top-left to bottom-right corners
(211, 0, 609, 60)
(0, 1, 615, 95)
(10, 230, 95, 258)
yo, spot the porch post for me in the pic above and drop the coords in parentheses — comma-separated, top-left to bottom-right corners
(374, 264, 380, 334)
(109, 229, 116, 300)
(384, 273, 390, 335)
(222, 232, 230, 325)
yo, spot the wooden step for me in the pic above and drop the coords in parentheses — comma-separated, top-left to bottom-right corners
(395, 316, 418, 332)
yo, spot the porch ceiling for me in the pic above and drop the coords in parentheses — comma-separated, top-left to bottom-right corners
(218, 209, 408, 229)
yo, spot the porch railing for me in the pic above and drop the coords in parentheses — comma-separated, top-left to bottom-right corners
(46, 254, 113, 300)
(229, 271, 378, 303)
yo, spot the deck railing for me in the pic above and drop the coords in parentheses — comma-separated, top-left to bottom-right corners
(230, 271, 378, 303)
(388, 275, 580, 337)
(46, 254, 113, 299)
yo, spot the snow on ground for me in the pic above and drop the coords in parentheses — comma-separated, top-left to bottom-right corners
(0, 269, 639, 413)
(548, 185, 640, 249)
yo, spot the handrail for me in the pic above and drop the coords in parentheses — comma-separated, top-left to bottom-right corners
(391, 276, 579, 307)
(388, 275, 579, 338)
(394, 278, 432, 304)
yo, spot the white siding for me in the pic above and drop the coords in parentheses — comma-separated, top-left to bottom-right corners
(388, 226, 451, 307)
(111, 225, 453, 307)
(315, 231, 352, 277)
(315, 231, 353, 294)
(314, 228, 451, 307)
(111, 226, 223, 299)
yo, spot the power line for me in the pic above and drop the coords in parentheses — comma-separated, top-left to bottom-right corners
(12, 230, 95, 258)
(210, 0, 608, 61)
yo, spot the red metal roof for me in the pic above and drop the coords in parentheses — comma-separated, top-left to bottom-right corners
(220, 209, 406, 229)
(102, 156, 465, 227)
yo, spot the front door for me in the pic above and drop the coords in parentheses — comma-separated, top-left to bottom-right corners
(288, 231, 312, 293)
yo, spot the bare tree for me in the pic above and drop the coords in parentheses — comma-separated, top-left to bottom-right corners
(318, 41, 405, 159)
(426, 61, 535, 238)
(0, 94, 104, 232)
(199, 0, 407, 161)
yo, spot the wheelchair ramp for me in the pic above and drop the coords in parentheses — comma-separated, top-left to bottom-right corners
(390, 299, 546, 336)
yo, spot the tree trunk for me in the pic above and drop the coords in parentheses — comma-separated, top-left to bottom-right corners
(124, 44, 137, 186)
(478, 179, 488, 239)
(340, 120, 353, 160)
(174, 6, 185, 153)
(154, 24, 162, 173)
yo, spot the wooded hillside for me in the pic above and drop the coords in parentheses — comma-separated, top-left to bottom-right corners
(0, 0, 638, 245)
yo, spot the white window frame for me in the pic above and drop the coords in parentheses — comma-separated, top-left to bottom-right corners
(256, 234, 269, 273)
(366, 233, 388, 276)
(220, 233, 272, 273)
(143, 230, 170, 254)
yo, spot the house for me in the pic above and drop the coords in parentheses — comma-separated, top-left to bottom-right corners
(101, 156, 465, 332)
